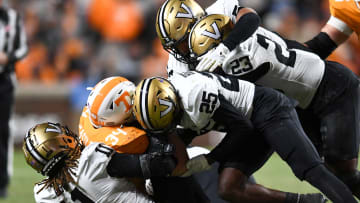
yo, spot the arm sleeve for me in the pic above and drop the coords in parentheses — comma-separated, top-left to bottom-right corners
(304, 32, 337, 59)
(106, 153, 145, 178)
(207, 95, 255, 162)
(8, 13, 28, 63)
(107, 152, 177, 179)
(222, 12, 260, 51)
(175, 128, 200, 146)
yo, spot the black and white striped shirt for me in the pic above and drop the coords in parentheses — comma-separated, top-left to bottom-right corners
(0, 6, 27, 74)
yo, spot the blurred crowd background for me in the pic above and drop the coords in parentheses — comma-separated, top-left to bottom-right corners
(6, 0, 360, 143)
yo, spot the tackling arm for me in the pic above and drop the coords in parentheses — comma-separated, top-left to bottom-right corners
(106, 135, 177, 179)
(206, 95, 255, 163)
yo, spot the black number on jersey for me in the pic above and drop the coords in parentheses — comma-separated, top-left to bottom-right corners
(200, 72, 240, 92)
(232, 5, 243, 16)
(228, 56, 253, 75)
(95, 143, 114, 157)
(70, 187, 94, 203)
(257, 34, 296, 67)
(199, 91, 218, 114)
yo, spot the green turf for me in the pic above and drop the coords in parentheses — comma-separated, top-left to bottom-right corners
(1, 150, 359, 202)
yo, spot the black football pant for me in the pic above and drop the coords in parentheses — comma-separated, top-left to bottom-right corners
(0, 74, 14, 190)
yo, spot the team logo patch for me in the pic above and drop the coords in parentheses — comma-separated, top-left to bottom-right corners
(202, 22, 221, 40)
(159, 99, 173, 117)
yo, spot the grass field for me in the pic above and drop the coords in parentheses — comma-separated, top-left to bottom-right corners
(1, 149, 358, 203)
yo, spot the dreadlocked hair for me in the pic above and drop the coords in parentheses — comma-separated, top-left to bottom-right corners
(35, 141, 83, 196)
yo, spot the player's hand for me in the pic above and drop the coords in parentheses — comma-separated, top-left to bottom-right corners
(299, 193, 328, 203)
(180, 154, 212, 177)
(196, 43, 230, 72)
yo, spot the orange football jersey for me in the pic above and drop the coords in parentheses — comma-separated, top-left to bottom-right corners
(79, 106, 149, 154)
(329, 0, 360, 39)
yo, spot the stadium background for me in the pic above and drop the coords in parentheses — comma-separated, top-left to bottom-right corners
(1, 0, 359, 202)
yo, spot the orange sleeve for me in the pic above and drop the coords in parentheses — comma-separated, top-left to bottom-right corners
(329, 0, 360, 37)
(79, 107, 149, 154)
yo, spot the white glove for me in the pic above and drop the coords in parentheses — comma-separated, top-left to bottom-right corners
(181, 154, 212, 177)
(195, 43, 230, 72)
(145, 179, 153, 196)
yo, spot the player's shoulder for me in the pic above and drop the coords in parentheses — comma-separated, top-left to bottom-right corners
(206, 0, 240, 22)
(170, 71, 218, 95)
(329, 0, 359, 17)
(82, 142, 114, 159)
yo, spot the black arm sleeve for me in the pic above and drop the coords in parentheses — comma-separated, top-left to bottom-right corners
(207, 95, 255, 162)
(106, 152, 177, 179)
(107, 153, 144, 178)
(222, 12, 260, 51)
(304, 32, 337, 59)
(175, 128, 200, 146)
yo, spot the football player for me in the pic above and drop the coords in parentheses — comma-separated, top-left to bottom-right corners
(23, 122, 160, 203)
(132, 75, 356, 203)
(156, 0, 258, 76)
(80, 76, 210, 203)
(188, 13, 360, 199)
(305, 0, 360, 59)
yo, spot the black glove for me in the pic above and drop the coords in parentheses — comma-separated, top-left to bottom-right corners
(140, 153, 177, 179)
(146, 135, 175, 155)
(286, 193, 327, 203)
(299, 193, 327, 203)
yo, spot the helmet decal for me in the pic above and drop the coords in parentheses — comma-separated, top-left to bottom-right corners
(159, 98, 174, 118)
(45, 123, 62, 134)
(176, 3, 193, 19)
(202, 22, 221, 40)
(114, 91, 132, 113)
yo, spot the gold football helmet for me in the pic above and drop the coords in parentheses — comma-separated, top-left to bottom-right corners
(133, 77, 180, 134)
(188, 14, 233, 60)
(23, 122, 82, 176)
(156, 0, 205, 63)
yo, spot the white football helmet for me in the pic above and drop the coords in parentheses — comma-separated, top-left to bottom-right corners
(87, 76, 136, 128)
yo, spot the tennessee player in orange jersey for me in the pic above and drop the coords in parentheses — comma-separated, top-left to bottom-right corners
(80, 76, 210, 203)
(305, 0, 360, 59)
(79, 106, 149, 154)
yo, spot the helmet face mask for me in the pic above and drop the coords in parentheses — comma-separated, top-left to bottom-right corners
(156, 0, 205, 64)
(188, 14, 234, 61)
(87, 76, 136, 128)
(23, 122, 81, 176)
(133, 77, 180, 134)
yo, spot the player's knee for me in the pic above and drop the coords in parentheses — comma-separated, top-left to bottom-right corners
(217, 180, 243, 201)
(217, 171, 247, 201)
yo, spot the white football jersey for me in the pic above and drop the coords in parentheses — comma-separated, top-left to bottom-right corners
(170, 71, 255, 133)
(34, 143, 154, 203)
(167, 0, 240, 77)
(222, 27, 325, 109)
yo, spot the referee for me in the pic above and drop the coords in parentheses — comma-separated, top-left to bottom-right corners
(0, 1, 27, 198)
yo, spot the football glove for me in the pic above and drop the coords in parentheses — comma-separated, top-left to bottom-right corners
(196, 43, 230, 72)
(139, 153, 177, 179)
(299, 193, 328, 203)
(180, 154, 212, 177)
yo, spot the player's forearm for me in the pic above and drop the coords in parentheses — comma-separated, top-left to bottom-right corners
(304, 31, 338, 59)
(107, 152, 177, 179)
(321, 24, 349, 45)
(223, 9, 260, 51)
